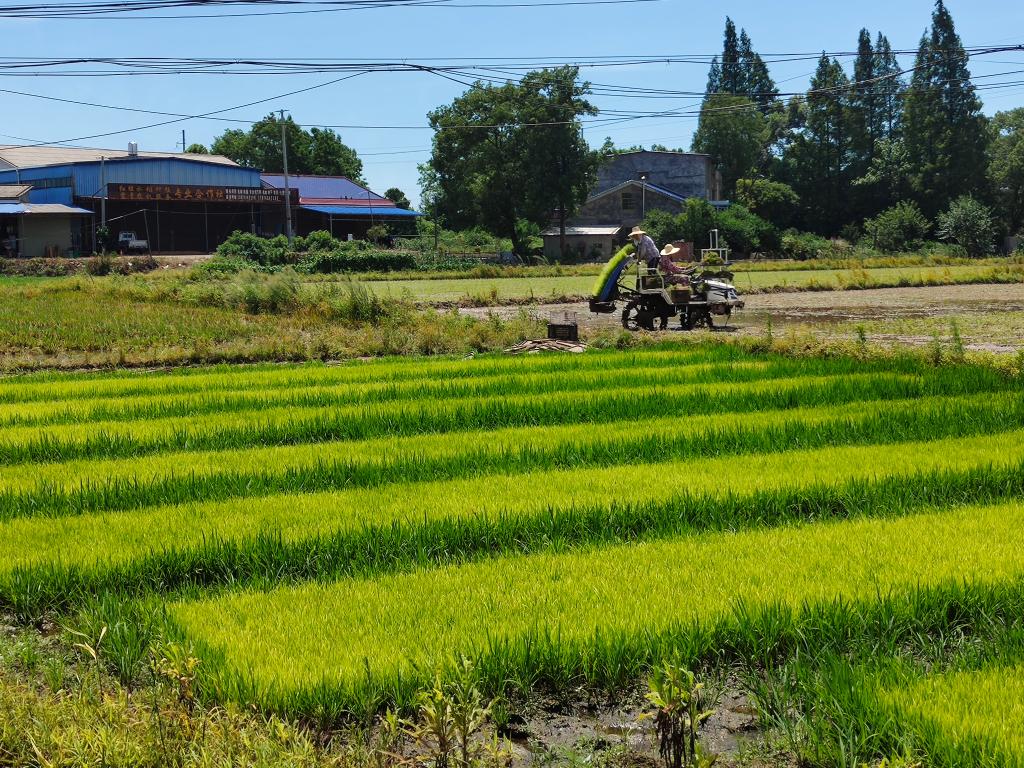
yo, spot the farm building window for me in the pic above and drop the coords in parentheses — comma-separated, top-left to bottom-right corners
(621, 192, 635, 211)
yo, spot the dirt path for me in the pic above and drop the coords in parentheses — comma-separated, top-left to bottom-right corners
(460, 284, 1024, 353)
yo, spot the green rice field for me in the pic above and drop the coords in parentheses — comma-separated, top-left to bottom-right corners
(3, 343, 1024, 763)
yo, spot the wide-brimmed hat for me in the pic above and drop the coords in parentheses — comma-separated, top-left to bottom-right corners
(628, 226, 646, 238)
(660, 243, 682, 257)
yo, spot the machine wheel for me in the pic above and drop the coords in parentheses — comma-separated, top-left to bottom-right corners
(622, 299, 667, 331)
(679, 307, 694, 330)
(621, 300, 642, 331)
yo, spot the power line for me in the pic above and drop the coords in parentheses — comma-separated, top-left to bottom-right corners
(0, 0, 657, 18)
(0, 45, 1019, 77)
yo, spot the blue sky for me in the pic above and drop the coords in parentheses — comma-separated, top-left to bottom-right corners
(2, 0, 1022, 206)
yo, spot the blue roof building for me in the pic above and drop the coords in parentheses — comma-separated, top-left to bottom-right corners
(261, 173, 420, 240)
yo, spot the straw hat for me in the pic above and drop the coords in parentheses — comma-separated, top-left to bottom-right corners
(628, 226, 646, 239)
(660, 243, 682, 257)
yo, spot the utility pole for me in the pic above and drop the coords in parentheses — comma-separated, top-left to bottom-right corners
(279, 110, 294, 243)
(100, 155, 107, 229)
(181, 129, 186, 152)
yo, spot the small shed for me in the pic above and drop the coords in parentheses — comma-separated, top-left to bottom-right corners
(541, 225, 622, 263)
(0, 185, 92, 258)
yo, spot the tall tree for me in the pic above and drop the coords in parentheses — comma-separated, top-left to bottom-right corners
(692, 95, 767, 199)
(211, 115, 363, 181)
(788, 55, 853, 233)
(704, 57, 722, 96)
(738, 29, 778, 112)
(425, 66, 598, 257)
(989, 108, 1024, 236)
(705, 17, 778, 112)
(848, 29, 878, 179)
(744, 51, 779, 113)
(384, 187, 412, 210)
(720, 18, 743, 94)
(874, 33, 905, 139)
(903, 0, 988, 217)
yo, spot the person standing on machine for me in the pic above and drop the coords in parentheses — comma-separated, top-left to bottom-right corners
(628, 225, 660, 268)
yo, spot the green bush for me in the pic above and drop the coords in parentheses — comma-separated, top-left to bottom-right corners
(937, 196, 997, 258)
(863, 202, 931, 253)
(302, 230, 341, 252)
(638, 209, 682, 246)
(638, 199, 724, 252)
(735, 178, 799, 228)
(716, 204, 780, 255)
(215, 231, 293, 267)
(298, 247, 416, 274)
(191, 255, 255, 277)
(781, 230, 832, 260)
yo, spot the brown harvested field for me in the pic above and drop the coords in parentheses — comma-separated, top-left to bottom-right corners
(461, 283, 1024, 353)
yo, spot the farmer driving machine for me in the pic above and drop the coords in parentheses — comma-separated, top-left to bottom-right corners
(588, 230, 745, 331)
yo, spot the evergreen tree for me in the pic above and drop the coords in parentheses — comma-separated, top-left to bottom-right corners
(848, 29, 877, 182)
(788, 55, 853, 233)
(736, 31, 754, 96)
(692, 94, 767, 198)
(705, 17, 778, 112)
(720, 18, 742, 94)
(874, 33, 905, 138)
(903, 0, 989, 217)
(745, 51, 779, 113)
(705, 57, 722, 96)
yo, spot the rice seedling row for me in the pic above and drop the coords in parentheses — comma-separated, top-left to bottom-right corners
(0, 370, 1007, 466)
(0, 346, 732, 405)
(167, 501, 1024, 718)
(0, 359, 775, 429)
(2, 391, 1021, 521)
(1, 344, 985, 429)
(880, 663, 1024, 766)
(3, 430, 1023, 619)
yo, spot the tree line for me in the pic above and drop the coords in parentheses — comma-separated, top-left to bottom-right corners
(693, 1, 1021, 249)
(195, 0, 1023, 256)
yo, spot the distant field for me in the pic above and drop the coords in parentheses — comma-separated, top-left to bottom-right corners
(364, 263, 1024, 303)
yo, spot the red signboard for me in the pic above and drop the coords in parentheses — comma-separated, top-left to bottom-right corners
(106, 183, 298, 205)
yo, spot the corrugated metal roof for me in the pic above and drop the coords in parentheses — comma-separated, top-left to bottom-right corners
(0, 145, 239, 170)
(263, 173, 388, 201)
(300, 197, 396, 207)
(301, 204, 421, 217)
(24, 203, 92, 214)
(541, 225, 622, 236)
(0, 184, 31, 200)
(0, 203, 92, 214)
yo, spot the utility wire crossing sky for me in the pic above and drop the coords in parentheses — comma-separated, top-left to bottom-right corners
(1, 0, 1022, 204)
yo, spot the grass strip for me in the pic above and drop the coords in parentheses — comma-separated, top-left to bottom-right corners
(169, 501, 1024, 718)
(2, 391, 1021, 519)
(3, 430, 1023, 618)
